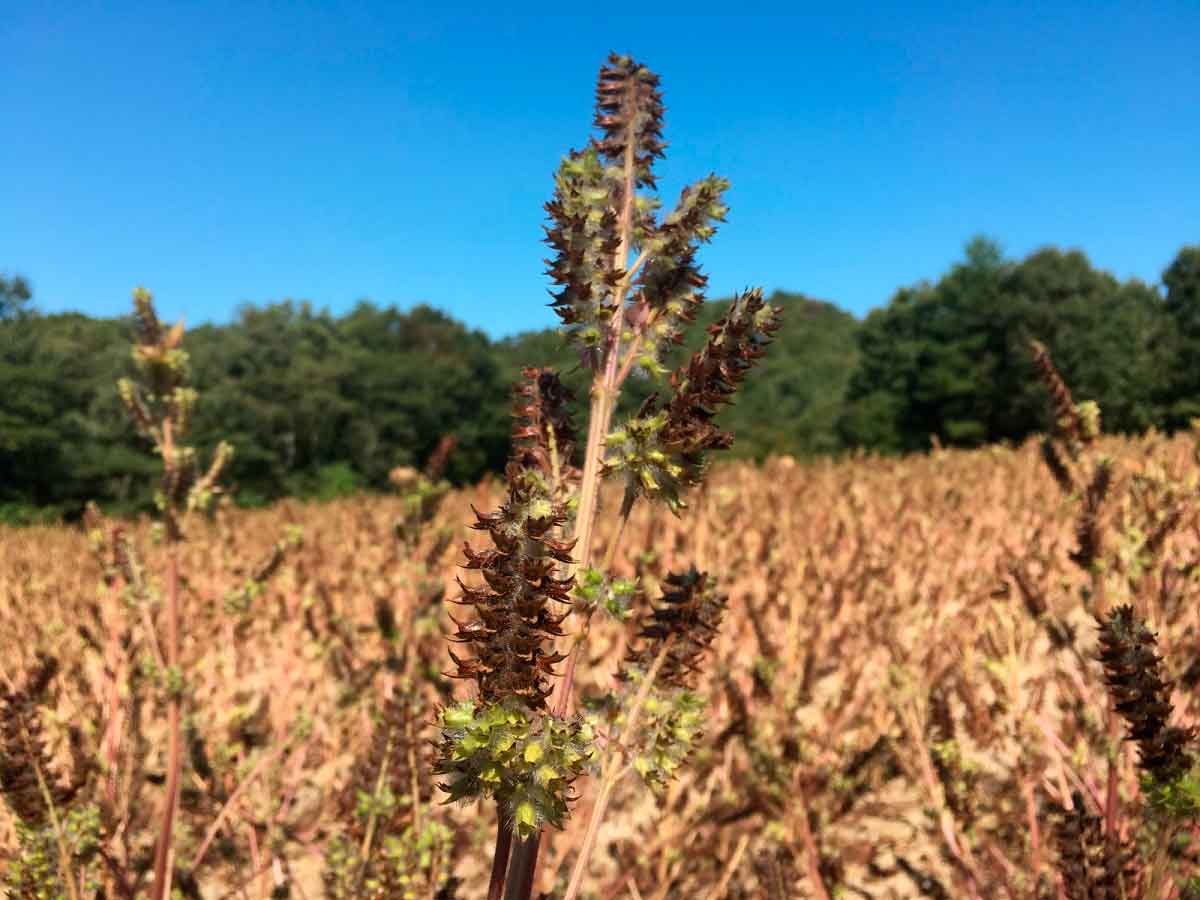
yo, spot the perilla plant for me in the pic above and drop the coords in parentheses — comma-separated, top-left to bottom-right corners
(1097, 604, 1200, 896)
(435, 54, 782, 900)
(1031, 340, 1200, 897)
(116, 288, 233, 900)
(0, 656, 96, 900)
(326, 678, 460, 899)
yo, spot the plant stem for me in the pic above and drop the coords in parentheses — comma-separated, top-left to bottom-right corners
(150, 539, 182, 900)
(503, 837, 540, 900)
(601, 491, 637, 574)
(699, 833, 751, 900)
(562, 774, 619, 900)
(408, 717, 423, 835)
(1103, 696, 1120, 847)
(487, 800, 514, 900)
(792, 773, 830, 900)
(561, 636, 675, 900)
(190, 740, 289, 871)
(572, 381, 617, 574)
(554, 492, 638, 721)
(355, 731, 396, 889)
(510, 79, 642, 900)
(24, 720, 82, 900)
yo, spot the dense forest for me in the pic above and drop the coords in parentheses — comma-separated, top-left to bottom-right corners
(1, 238, 1197, 524)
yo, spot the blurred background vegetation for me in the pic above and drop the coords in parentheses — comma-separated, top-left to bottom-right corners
(2, 237, 1198, 525)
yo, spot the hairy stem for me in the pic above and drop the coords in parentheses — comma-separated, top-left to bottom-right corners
(571, 382, 617, 577)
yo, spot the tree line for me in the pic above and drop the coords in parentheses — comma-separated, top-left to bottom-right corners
(1, 238, 1197, 524)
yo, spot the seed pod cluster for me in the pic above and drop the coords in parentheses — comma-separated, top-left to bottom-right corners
(447, 463, 575, 711)
(544, 145, 623, 363)
(1029, 339, 1094, 455)
(633, 174, 730, 376)
(607, 289, 782, 510)
(593, 53, 665, 190)
(609, 568, 727, 790)
(339, 682, 433, 829)
(624, 567, 726, 690)
(1097, 604, 1195, 783)
(510, 366, 579, 492)
(0, 656, 86, 825)
(1051, 791, 1140, 899)
(435, 700, 595, 839)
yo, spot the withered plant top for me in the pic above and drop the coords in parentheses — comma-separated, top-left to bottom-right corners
(544, 52, 732, 376)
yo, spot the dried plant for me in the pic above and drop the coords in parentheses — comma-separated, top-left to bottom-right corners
(1, 656, 95, 899)
(325, 679, 458, 899)
(1029, 340, 1200, 897)
(11, 400, 1200, 896)
(115, 289, 235, 900)
(434, 53, 782, 900)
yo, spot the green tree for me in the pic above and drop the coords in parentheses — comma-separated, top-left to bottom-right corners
(838, 238, 1169, 453)
(335, 302, 511, 485)
(0, 274, 33, 320)
(1161, 245, 1200, 426)
(186, 301, 356, 504)
(0, 313, 151, 522)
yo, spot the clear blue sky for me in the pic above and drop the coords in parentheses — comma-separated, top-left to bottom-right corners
(4, 2, 1197, 337)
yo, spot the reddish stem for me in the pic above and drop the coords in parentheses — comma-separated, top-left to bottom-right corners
(488, 800, 514, 900)
(150, 542, 182, 900)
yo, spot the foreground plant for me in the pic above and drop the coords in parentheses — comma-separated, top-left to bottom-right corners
(1031, 340, 1200, 897)
(434, 54, 781, 900)
(116, 289, 233, 900)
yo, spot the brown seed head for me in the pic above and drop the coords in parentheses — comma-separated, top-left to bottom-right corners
(447, 464, 575, 710)
(1097, 604, 1195, 782)
(623, 567, 727, 691)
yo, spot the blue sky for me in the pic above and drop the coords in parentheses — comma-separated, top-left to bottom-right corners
(4, 2, 1197, 337)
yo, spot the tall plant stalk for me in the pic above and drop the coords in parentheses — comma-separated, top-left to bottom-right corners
(117, 289, 232, 900)
(435, 53, 782, 900)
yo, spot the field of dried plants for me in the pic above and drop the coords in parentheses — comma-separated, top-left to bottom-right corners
(3, 428, 1198, 898)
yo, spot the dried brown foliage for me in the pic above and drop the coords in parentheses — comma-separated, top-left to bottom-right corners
(4, 427, 1199, 896)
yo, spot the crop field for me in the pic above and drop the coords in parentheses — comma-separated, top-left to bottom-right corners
(3, 429, 1199, 898)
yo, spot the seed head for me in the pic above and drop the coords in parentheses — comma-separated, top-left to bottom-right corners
(447, 464, 575, 711)
(1097, 605, 1195, 783)
(607, 289, 782, 510)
